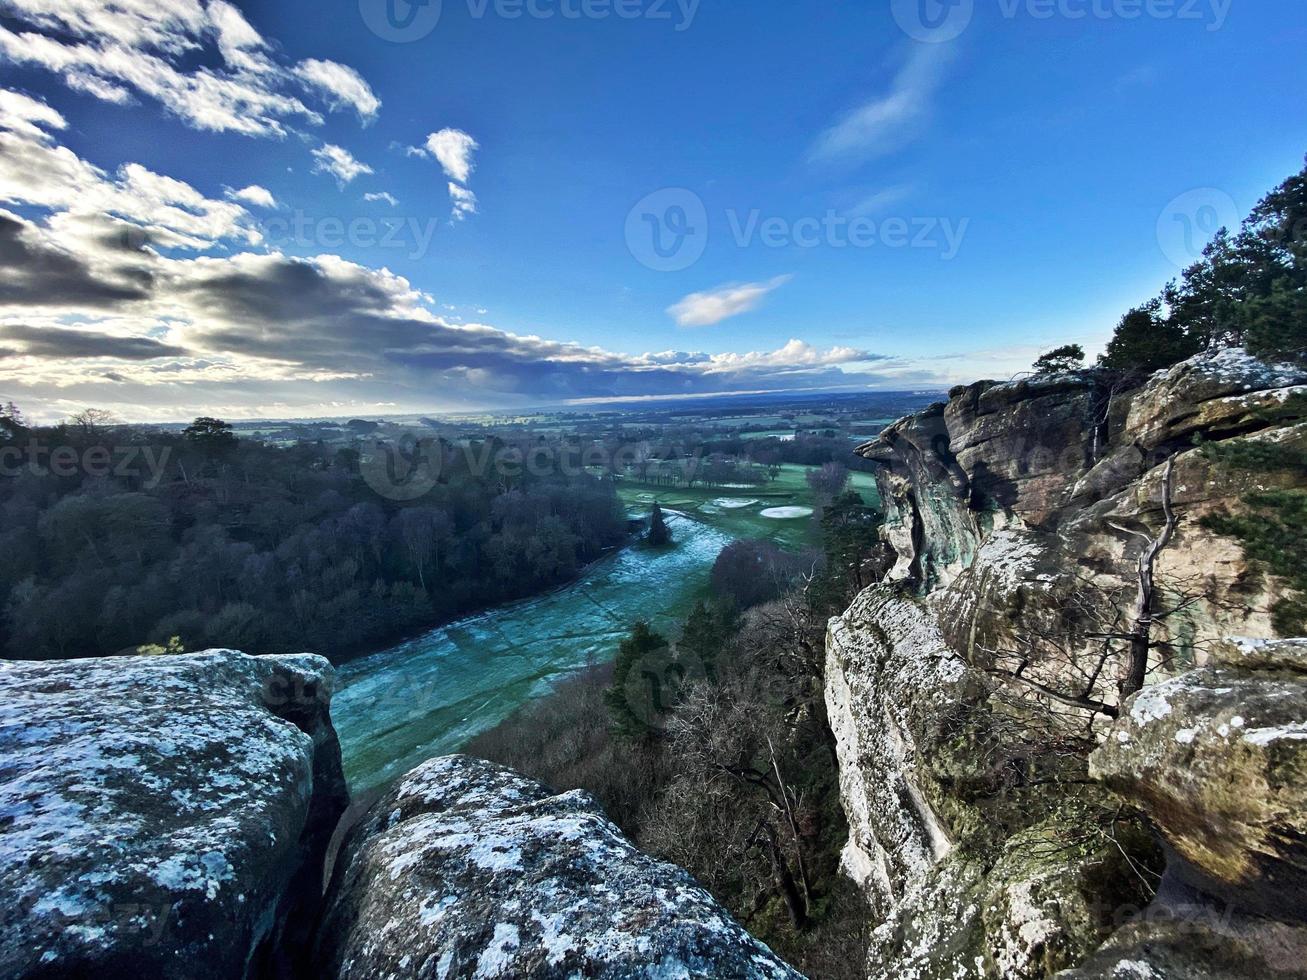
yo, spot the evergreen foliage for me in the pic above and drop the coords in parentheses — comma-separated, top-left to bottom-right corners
(604, 620, 671, 738)
(1032, 344, 1086, 374)
(647, 501, 673, 546)
(1098, 157, 1307, 372)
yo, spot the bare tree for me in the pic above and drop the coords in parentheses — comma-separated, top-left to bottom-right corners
(68, 407, 119, 437)
(1108, 453, 1180, 699)
(979, 454, 1196, 723)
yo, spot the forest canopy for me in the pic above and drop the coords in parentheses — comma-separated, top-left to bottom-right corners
(0, 416, 628, 660)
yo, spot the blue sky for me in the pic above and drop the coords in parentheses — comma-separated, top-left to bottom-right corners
(0, 0, 1303, 420)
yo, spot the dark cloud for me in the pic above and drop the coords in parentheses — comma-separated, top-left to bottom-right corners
(0, 324, 188, 360)
(1, 217, 895, 406)
(0, 214, 152, 308)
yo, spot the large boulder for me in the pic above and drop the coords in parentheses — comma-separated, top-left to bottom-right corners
(1091, 660, 1307, 921)
(0, 650, 348, 979)
(1063, 645, 1307, 979)
(314, 754, 801, 979)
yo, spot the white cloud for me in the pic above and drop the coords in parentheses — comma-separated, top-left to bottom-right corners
(0, 85, 910, 420)
(294, 58, 380, 122)
(422, 128, 478, 184)
(228, 184, 277, 208)
(667, 276, 792, 327)
(448, 182, 477, 221)
(311, 144, 373, 186)
(364, 191, 399, 206)
(809, 45, 952, 164)
(0, 91, 257, 249)
(0, 1, 378, 138)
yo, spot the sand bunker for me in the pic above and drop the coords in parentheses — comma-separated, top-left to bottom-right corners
(760, 506, 814, 520)
(711, 498, 759, 509)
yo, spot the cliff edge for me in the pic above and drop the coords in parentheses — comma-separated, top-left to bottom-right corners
(828, 349, 1307, 979)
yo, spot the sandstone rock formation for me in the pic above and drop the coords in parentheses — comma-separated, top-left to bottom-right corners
(0, 650, 347, 979)
(315, 754, 802, 979)
(829, 350, 1307, 978)
(1062, 637, 1307, 979)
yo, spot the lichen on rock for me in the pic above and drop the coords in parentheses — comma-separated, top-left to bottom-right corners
(0, 649, 348, 979)
(314, 754, 802, 979)
(829, 349, 1307, 978)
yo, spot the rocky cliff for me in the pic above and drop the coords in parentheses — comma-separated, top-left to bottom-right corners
(314, 754, 800, 978)
(0, 650, 348, 979)
(0, 652, 797, 979)
(827, 349, 1307, 979)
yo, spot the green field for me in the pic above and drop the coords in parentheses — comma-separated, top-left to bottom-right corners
(333, 463, 882, 792)
(617, 463, 880, 551)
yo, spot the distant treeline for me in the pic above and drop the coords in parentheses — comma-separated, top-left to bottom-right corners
(695, 434, 881, 470)
(0, 412, 627, 660)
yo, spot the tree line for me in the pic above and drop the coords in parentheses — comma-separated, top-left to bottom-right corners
(0, 411, 628, 660)
(1034, 156, 1306, 376)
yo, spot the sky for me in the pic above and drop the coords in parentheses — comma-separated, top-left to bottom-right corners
(0, 0, 1304, 422)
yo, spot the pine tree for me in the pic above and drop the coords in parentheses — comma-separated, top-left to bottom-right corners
(1032, 344, 1085, 374)
(604, 621, 670, 738)
(677, 600, 734, 681)
(647, 502, 672, 546)
(1099, 300, 1201, 373)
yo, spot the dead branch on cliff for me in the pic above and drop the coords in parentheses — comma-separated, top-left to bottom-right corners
(977, 454, 1207, 727)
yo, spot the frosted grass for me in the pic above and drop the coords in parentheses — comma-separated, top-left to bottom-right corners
(332, 512, 734, 794)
